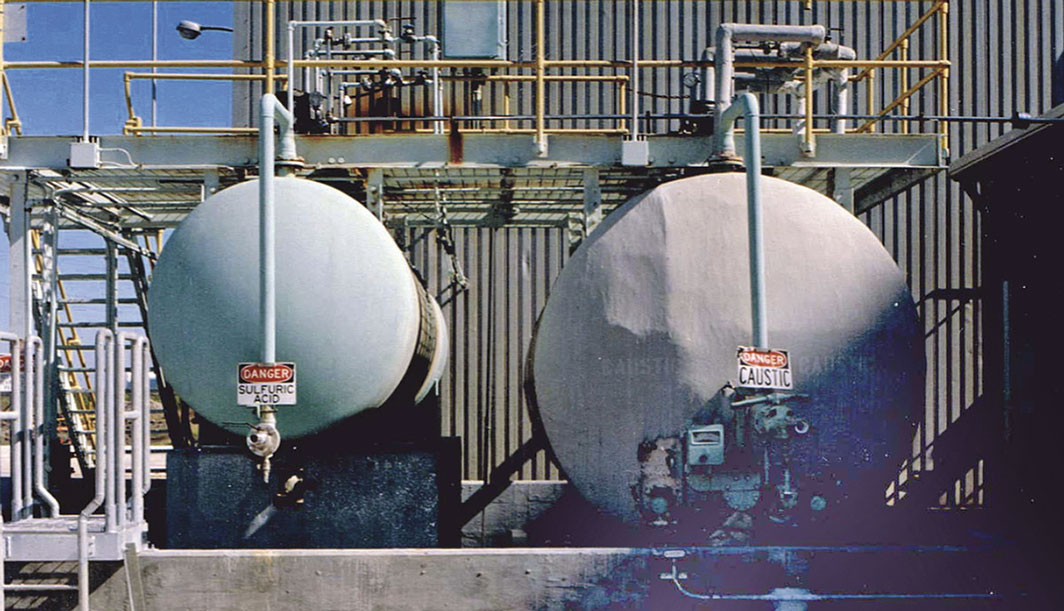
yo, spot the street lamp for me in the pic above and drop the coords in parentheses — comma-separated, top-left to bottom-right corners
(176, 20, 234, 40)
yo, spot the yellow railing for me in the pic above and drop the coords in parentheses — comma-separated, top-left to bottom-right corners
(0, 0, 950, 155)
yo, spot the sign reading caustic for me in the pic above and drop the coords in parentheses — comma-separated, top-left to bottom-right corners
(237, 362, 297, 406)
(736, 346, 793, 390)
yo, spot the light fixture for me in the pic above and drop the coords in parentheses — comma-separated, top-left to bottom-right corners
(176, 20, 234, 40)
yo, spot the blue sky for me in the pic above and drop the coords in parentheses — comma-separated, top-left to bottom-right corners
(3, 1, 234, 329)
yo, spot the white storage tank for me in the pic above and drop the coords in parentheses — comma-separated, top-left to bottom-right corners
(148, 178, 447, 439)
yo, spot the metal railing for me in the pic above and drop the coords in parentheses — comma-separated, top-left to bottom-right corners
(0, 0, 949, 156)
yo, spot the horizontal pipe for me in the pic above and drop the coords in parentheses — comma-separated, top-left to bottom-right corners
(5, 60, 266, 69)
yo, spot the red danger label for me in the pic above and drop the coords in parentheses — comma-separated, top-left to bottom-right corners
(738, 348, 788, 368)
(0, 355, 10, 374)
(239, 363, 294, 384)
(736, 346, 793, 390)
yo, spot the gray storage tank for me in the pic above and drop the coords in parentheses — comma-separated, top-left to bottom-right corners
(527, 173, 923, 529)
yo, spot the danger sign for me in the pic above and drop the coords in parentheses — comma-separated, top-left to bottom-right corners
(736, 346, 792, 390)
(237, 362, 297, 406)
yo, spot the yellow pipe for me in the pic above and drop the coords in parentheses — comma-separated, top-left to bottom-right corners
(265, 0, 275, 94)
(127, 126, 258, 134)
(866, 71, 876, 133)
(2, 73, 22, 135)
(900, 39, 909, 134)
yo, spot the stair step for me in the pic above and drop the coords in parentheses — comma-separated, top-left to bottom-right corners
(3, 584, 78, 592)
(58, 344, 94, 350)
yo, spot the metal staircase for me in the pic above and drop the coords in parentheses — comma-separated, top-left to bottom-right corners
(30, 225, 169, 473)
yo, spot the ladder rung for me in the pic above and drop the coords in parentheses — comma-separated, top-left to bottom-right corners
(66, 409, 97, 414)
(58, 322, 143, 329)
(57, 273, 135, 281)
(61, 297, 139, 305)
(59, 344, 95, 350)
(57, 248, 108, 256)
(66, 389, 95, 394)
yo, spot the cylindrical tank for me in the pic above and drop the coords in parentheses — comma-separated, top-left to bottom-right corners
(148, 177, 446, 438)
(527, 173, 923, 526)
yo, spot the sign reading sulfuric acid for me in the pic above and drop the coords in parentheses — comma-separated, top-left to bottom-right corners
(237, 362, 297, 406)
(736, 346, 793, 390)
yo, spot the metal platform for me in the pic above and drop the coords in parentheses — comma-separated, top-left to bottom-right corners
(0, 132, 942, 232)
(2, 516, 145, 562)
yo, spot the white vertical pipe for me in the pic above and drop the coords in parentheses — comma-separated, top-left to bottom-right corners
(1, 333, 23, 520)
(31, 337, 59, 516)
(151, 0, 157, 127)
(101, 330, 116, 533)
(258, 94, 296, 365)
(719, 92, 766, 348)
(260, 97, 277, 364)
(140, 340, 152, 496)
(130, 337, 144, 525)
(630, 0, 639, 139)
(80, 331, 109, 611)
(82, 0, 90, 140)
(833, 70, 850, 134)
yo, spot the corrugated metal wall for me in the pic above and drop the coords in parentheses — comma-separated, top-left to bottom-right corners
(234, 1, 1064, 493)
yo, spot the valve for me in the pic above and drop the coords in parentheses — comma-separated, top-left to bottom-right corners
(247, 407, 281, 483)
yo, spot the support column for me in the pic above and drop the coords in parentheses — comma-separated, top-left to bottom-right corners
(830, 168, 854, 214)
(582, 168, 603, 237)
(366, 168, 384, 221)
(8, 172, 29, 336)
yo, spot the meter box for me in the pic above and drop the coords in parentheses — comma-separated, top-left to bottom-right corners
(686, 424, 725, 466)
(442, 1, 507, 59)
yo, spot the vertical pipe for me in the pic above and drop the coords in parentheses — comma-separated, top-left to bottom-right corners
(151, 0, 157, 126)
(259, 96, 277, 364)
(79, 331, 109, 611)
(114, 335, 127, 527)
(534, 0, 546, 155)
(103, 331, 116, 533)
(866, 72, 876, 133)
(130, 338, 144, 525)
(30, 337, 59, 516)
(4, 334, 23, 520)
(265, 0, 276, 94)
(140, 340, 152, 496)
(630, 0, 639, 139)
(719, 93, 766, 348)
(803, 45, 814, 154)
(287, 22, 295, 114)
(832, 71, 850, 135)
(21, 340, 31, 513)
(82, 0, 90, 140)
(900, 40, 910, 134)
(938, 0, 950, 154)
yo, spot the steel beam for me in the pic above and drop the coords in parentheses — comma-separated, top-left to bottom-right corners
(0, 133, 944, 171)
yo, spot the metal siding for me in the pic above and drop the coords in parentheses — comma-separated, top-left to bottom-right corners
(234, 1, 1064, 491)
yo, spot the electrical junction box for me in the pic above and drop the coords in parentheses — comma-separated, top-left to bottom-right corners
(69, 141, 100, 169)
(687, 424, 725, 466)
(621, 139, 650, 166)
(442, 1, 507, 59)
